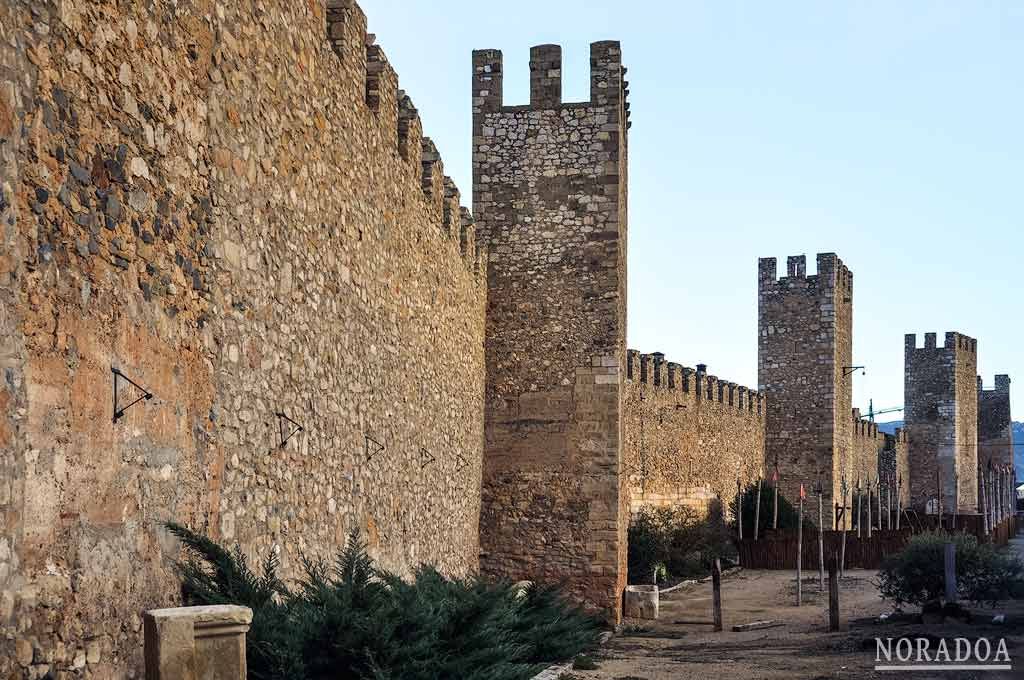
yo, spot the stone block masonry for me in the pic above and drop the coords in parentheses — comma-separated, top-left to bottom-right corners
(473, 43, 630, 622)
(624, 352, 765, 517)
(758, 253, 853, 526)
(904, 332, 979, 513)
(852, 410, 908, 511)
(978, 374, 1013, 472)
(0, 0, 485, 675)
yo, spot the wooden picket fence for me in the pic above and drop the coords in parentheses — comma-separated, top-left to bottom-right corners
(737, 515, 1018, 570)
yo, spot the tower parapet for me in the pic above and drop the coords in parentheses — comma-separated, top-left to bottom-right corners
(904, 331, 979, 512)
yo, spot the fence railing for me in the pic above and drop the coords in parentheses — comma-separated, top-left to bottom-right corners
(736, 515, 1018, 570)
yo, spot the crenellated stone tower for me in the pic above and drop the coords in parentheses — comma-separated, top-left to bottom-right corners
(978, 374, 1013, 476)
(904, 332, 979, 513)
(472, 43, 630, 621)
(758, 253, 854, 526)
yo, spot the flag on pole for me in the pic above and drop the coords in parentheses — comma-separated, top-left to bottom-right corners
(800, 483, 806, 500)
(772, 468, 779, 482)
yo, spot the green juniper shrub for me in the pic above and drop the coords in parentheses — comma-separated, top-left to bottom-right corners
(166, 523, 601, 680)
(878, 530, 1024, 608)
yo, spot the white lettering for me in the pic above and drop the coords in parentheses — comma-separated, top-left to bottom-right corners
(975, 638, 992, 662)
(933, 638, 950, 663)
(994, 638, 1010, 663)
(955, 638, 971, 662)
(896, 638, 913, 662)
(876, 638, 893, 662)
(916, 638, 932, 662)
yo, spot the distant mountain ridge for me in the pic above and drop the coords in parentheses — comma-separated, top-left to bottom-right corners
(876, 420, 1024, 480)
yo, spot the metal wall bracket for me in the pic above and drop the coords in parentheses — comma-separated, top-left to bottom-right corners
(365, 434, 385, 462)
(112, 367, 154, 423)
(274, 412, 303, 449)
(419, 448, 435, 469)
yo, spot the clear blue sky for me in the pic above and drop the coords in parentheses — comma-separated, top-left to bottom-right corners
(366, 0, 1023, 418)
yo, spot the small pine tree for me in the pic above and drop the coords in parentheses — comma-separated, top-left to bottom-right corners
(163, 522, 602, 680)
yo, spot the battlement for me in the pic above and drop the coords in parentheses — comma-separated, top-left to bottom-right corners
(758, 252, 852, 292)
(472, 42, 630, 123)
(978, 374, 1011, 394)
(626, 350, 764, 415)
(326, 0, 482, 279)
(851, 409, 881, 439)
(904, 331, 977, 355)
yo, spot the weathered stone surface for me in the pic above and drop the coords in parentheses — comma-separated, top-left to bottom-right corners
(145, 605, 252, 680)
(905, 332, 979, 512)
(624, 352, 765, 516)
(473, 42, 629, 623)
(623, 585, 659, 620)
(978, 375, 1013, 472)
(758, 254, 853, 525)
(0, 1, 486, 675)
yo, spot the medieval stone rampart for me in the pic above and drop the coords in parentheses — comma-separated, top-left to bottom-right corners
(0, 0, 485, 674)
(623, 351, 765, 517)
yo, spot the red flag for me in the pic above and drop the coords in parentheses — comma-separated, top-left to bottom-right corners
(799, 483, 806, 500)
(772, 468, 779, 482)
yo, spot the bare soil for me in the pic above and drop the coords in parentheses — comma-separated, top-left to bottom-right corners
(571, 558, 1024, 680)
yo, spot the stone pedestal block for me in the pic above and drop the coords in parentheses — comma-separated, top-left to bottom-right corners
(144, 605, 252, 680)
(623, 585, 659, 620)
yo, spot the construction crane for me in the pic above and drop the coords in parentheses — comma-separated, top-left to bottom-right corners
(867, 398, 903, 423)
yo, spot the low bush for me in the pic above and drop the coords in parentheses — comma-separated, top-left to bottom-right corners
(627, 505, 735, 584)
(878, 530, 1024, 608)
(166, 523, 602, 680)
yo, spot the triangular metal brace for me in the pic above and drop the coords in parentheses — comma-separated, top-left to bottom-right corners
(365, 434, 385, 462)
(454, 453, 469, 474)
(419, 448, 435, 469)
(112, 367, 154, 423)
(275, 411, 303, 449)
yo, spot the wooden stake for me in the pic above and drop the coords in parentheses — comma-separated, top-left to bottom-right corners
(886, 480, 892, 530)
(773, 471, 779, 530)
(712, 558, 723, 632)
(896, 476, 902, 531)
(944, 542, 957, 602)
(828, 558, 840, 632)
(839, 485, 847, 577)
(937, 467, 943, 530)
(866, 479, 872, 539)
(856, 477, 862, 539)
(981, 470, 990, 535)
(737, 478, 743, 541)
(754, 477, 763, 540)
(877, 477, 883, 532)
(797, 490, 804, 606)
(818, 490, 825, 593)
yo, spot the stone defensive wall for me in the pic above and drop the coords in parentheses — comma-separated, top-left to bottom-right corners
(904, 332, 979, 513)
(851, 410, 908, 506)
(624, 351, 765, 517)
(0, 0, 486, 674)
(978, 374, 1013, 471)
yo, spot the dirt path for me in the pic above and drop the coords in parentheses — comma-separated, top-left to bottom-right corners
(570, 568, 1024, 680)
